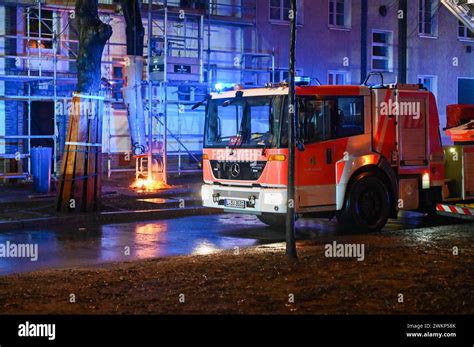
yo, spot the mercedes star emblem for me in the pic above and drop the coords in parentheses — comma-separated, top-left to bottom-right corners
(230, 163, 241, 178)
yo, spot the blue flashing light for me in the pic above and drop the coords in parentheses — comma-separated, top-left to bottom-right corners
(214, 83, 236, 92)
(294, 76, 311, 86)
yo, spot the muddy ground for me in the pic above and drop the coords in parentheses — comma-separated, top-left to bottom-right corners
(0, 224, 472, 315)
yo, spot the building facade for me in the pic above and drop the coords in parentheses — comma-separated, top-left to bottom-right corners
(0, 0, 473, 178)
(258, 0, 474, 131)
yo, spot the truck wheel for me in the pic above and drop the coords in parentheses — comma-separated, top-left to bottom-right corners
(336, 175, 391, 232)
(257, 213, 286, 229)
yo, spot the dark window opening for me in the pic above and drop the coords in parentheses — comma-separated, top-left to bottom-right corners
(25, 101, 55, 148)
(27, 9, 54, 50)
(112, 65, 124, 101)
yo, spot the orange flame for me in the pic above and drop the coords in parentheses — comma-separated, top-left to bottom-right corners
(131, 178, 170, 192)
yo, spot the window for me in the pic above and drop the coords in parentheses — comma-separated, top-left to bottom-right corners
(271, 68, 303, 84)
(298, 97, 334, 143)
(178, 86, 191, 101)
(272, 69, 289, 84)
(26, 9, 55, 50)
(269, 0, 303, 25)
(179, 0, 207, 10)
(418, 0, 439, 37)
(334, 97, 365, 138)
(458, 78, 474, 104)
(112, 65, 124, 101)
(418, 75, 438, 100)
(329, 0, 351, 29)
(328, 71, 349, 85)
(371, 30, 393, 72)
(458, 21, 474, 40)
(297, 96, 364, 144)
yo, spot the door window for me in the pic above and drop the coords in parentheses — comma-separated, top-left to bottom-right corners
(298, 96, 364, 144)
(334, 97, 365, 138)
(298, 97, 334, 144)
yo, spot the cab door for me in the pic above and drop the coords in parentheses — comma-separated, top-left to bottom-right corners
(296, 97, 337, 209)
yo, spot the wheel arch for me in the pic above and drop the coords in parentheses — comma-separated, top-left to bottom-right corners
(339, 158, 398, 217)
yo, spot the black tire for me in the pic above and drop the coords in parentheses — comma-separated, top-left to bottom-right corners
(336, 174, 391, 232)
(257, 213, 286, 229)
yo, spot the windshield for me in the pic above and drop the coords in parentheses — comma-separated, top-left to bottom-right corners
(204, 95, 285, 149)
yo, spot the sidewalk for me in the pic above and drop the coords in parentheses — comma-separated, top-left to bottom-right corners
(0, 172, 216, 231)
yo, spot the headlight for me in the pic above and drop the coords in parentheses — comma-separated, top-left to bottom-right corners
(201, 186, 211, 201)
(264, 192, 283, 206)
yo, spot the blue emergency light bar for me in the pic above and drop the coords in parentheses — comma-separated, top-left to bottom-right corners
(281, 76, 312, 87)
(294, 76, 311, 86)
(214, 83, 236, 92)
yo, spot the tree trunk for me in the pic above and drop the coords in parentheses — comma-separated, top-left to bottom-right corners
(76, 0, 113, 93)
(56, 0, 112, 213)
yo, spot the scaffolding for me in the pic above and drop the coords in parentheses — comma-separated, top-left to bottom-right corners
(0, 1, 60, 178)
(0, 0, 275, 182)
(140, 0, 275, 182)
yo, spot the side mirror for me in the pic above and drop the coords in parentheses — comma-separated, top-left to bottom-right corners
(296, 141, 305, 152)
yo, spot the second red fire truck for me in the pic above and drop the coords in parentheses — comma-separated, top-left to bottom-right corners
(200, 79, 474, 231)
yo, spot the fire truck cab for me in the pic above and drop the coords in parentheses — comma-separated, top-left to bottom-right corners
(201, 82, 445, 231)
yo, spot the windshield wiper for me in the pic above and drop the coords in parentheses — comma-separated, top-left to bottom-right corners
(191, 94, 211, 110)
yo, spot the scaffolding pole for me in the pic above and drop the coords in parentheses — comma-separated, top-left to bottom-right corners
(147, 0, 153, 183)
(163, 5, 168, 183)
(53, 9, 58, 175)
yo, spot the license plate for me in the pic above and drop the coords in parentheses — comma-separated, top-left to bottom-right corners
(224, 199, 246, 209)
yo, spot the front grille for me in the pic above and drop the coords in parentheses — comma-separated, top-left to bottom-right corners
(210, 161, 267, 181)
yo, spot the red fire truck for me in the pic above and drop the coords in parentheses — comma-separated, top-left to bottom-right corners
(200, 81, 474, 231)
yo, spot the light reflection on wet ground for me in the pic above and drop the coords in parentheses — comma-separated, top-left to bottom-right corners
(0, 212, 471, 275)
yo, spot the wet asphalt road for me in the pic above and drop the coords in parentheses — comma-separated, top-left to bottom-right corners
(0, 212, 472, 275)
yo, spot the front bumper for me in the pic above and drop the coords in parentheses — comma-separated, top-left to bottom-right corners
(201, 184, 287, 214)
